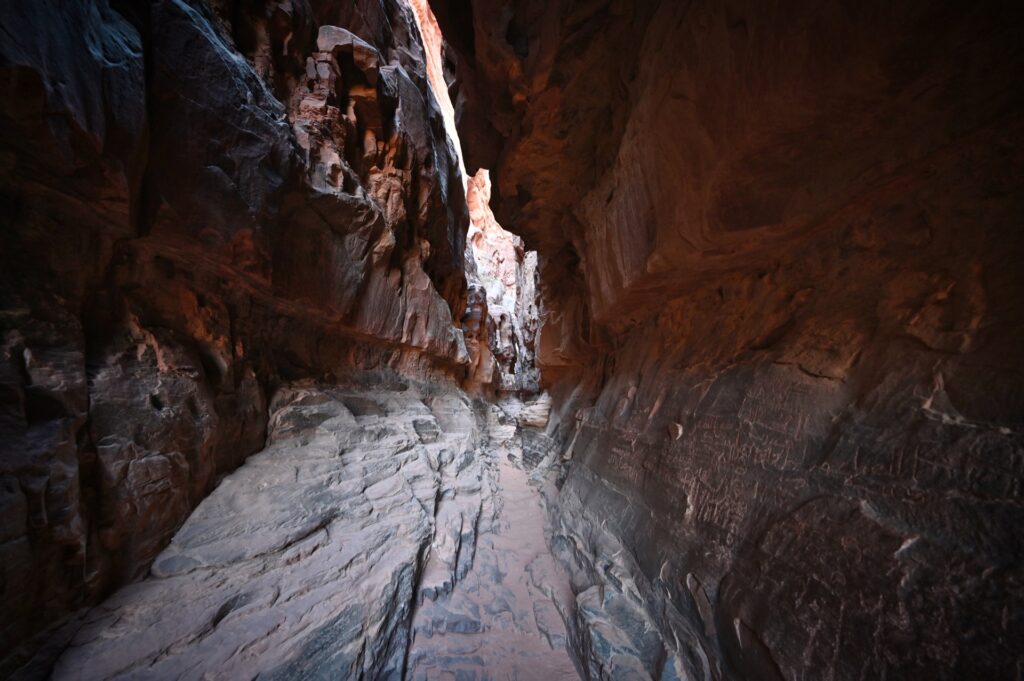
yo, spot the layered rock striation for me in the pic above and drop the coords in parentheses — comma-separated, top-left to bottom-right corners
(408, 0, 541, 396)
(432, 0, 1024, 678)
(0, 0, 476, 669)
(41, 379, 488, 680)
(4, 0, 1024, 679)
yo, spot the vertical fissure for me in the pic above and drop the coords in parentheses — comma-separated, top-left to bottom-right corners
(409, 0, 541, 397)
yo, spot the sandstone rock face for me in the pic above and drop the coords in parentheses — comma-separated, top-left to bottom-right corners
(466, 170, 540, 394)
(0, 0, 473, 668)
(5, 0, 1024, 678)
(408, 0, 541, 397)
(432, 0, 1024, 678)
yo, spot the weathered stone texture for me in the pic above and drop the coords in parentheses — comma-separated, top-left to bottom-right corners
(44, 381, 486, 680)
(407, 0, 541, 397)
(467, 170, 540, 393)
(4, 0, 1024, 678)
(0, 0, 473, 669)
(433, 0, 1024, 678)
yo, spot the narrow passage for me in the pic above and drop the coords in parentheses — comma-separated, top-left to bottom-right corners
(407, 401, 581, 680)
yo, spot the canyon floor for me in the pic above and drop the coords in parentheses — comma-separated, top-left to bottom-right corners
(407, 401, 579, 680)
(34, 382, 580, 681)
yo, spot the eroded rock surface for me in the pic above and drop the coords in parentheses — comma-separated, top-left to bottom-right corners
(432, 0, 1024, 678)
(408, 0, 541, 397)
(5, 0, 1024, 678)
(22, 382, 580, 681)
(43, 381, 484, 679)
(0, 0, 474, 667)
(408, 396, 577, 680)
(466, 171, 541, 394)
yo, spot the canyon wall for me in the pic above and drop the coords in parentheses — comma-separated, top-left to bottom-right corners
(433, 0, 1024, 678)
(3, 0, 1023, 678)
(467, 169, 540, 393)
(0, 0, 479, 670)
(408, 0, 541, 396)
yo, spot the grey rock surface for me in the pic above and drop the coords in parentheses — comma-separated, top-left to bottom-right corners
(36, 383, 580, 681)
(407, 400, 579, 680)
(47, 382, 484, 679)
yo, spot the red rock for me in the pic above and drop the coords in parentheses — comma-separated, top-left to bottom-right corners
(432, 0, 1024, 678)
(0, 0, 473, 667)
(3, 0, 1023, 678)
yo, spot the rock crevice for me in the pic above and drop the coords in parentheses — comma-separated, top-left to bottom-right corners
(3, 0, 1024, 679)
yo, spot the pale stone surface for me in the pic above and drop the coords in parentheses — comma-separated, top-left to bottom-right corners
(466, 170, 541, 394)
(407, 398, 579, 681)
(46, 382, 485, 679)
(5, 0, 1024, 679)
(30, 383, 580, 681)
(408, 0, 540, 396)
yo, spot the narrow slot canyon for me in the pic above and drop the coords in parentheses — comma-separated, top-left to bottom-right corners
(0, 1, 1022, 681)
